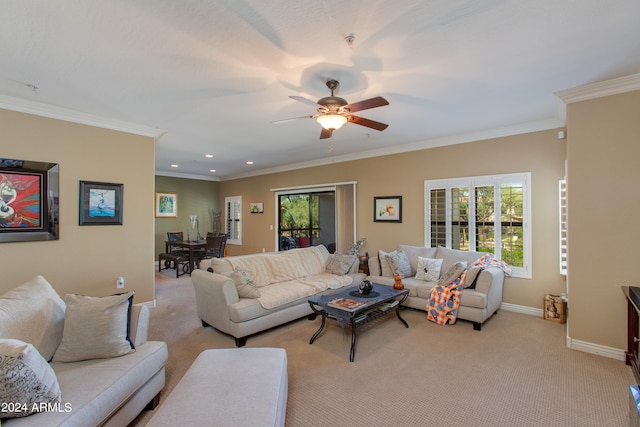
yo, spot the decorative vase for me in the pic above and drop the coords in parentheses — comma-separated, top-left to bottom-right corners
(393, 273, 404, 290)
(359, 280, 372, 295)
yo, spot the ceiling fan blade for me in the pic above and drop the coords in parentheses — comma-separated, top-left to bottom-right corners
(320, 127, 333, 139)
(348, 115, 389, 131)
(271, 115, 315, 124)
(346, 96, 389, 113)
(289, 95, 321, 108)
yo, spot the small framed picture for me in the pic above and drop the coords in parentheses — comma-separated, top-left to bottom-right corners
(155, 192, 177, 218)
(250, 202, 264, 214)
(79, 181, 124, 225)
(374, 196, 402, 223)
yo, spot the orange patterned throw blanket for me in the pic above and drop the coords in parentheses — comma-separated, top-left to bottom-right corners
(427, 254, 511, 326)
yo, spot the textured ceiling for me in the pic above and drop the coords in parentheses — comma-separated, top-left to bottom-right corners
(2, 0, 640, 180)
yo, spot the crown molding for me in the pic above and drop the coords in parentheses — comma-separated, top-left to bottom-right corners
(222, 117, 564, 181)
(554, 73, 640, 104)
(155, 170, 220, 182)
(0, 94, 165, 138)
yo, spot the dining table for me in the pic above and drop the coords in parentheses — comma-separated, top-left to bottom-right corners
(165, 240, 207, 275)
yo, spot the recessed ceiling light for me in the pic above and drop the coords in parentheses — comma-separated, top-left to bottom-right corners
(246, 161, 254, 165)
(209, 169, 216, 173)
(205, 154, 213, 158)
(171, 164, 179, 168)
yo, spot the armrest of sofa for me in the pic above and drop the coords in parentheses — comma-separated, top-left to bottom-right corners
(368, 256, 381, 276)
(474, 267, 505, 314)
(191, 269, 239, 331)
(348, 272, 366, 285)
(129, 304, 149, 347)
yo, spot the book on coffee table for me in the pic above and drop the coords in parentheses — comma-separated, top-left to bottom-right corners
(328, 297, 364, 311)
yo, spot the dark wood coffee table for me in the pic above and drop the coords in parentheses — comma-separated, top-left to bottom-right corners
(308, 283, 409, 362)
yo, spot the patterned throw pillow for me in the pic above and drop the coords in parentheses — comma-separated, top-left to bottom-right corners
(325, 253, 357, 275)
(437, 261, 467, 286)
(0, 339, 62, 419)
(415, 257, 443, 281)
(385, 251, 412, 278)
(229, 268, 261, 298)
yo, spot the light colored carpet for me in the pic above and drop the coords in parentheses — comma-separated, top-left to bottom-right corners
(131, 271, 635, 426)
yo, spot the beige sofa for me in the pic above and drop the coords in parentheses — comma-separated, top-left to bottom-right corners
(0, 276, 168, 426)
(194, 245, 365, 346)
(367, 245, 506, 330)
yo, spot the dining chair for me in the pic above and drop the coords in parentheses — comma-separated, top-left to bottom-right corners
(167, 231, 189, 257)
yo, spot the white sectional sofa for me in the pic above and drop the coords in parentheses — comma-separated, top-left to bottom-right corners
(194, 245, 365, 346)
(367, 245, 506, 330)
(0, 276, 168, 426)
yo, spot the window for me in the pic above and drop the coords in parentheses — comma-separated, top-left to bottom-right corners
(425, 173, 531, 278)
(272, 182, 356, 253)
(225, 196, 241, 245)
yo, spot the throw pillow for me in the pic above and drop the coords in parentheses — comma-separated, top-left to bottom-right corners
(52, 291, 135, 363)
(229, 268, 261, 298)
(385, 251, 412, 278)
(0, 275, 66, 362)
(325, 253, 357, 275)
(0, 339, 61, 419)
(463, 266, 483, 288)
(437, 261, 467, 286)
(377, 250, 395, 277)
(415, 257, 443, 281)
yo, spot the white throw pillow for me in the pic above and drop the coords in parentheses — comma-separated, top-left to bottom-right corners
(326, 253, 357, 275)
(229, 268, 261, 298)
(0, 276, 66, 362)
(415, 257, 443, 281)
(378, 250, 395, 277)
(0, 339, 61, 419)
(52, 291, 135, 362)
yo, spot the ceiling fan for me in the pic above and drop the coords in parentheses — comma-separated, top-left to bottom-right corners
(273, 79, 389, 139)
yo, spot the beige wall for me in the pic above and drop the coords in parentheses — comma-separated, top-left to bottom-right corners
(566, 90, 640, 350)
(220, 128, 568, 311)
(0, 109, 156, 303)
(154, 175, 219, 258)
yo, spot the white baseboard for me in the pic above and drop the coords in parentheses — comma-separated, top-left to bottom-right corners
(567, 337, 626, 361)
(500, 302, 626, 361)
(500, 302, 543, 317)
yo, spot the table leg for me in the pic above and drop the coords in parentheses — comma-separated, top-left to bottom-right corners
(396, 308, 409, 328)
(350, 319, 357, 362)
(309, 303, 326, 344)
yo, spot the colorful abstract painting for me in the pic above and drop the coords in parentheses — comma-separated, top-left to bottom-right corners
(0, 172, 42, 229)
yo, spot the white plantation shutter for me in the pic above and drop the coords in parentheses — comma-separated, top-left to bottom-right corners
(559, 178, 567, 276)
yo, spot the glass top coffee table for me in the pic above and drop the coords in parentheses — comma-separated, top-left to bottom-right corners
(308, 282, 409, 362)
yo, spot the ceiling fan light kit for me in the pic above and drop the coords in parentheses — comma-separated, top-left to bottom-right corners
(317, 113, 347, 130)
(275, 79, 389, 139)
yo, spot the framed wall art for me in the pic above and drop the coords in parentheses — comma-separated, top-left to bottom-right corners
(155, 192, 177, 218)
(374, 196, 402, 223)
(250, 202, 263, 214)
(79, 181, 123, 225)
(0, 158, 59, 242)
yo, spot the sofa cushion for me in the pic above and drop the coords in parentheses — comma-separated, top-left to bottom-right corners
(398, 245, 438, 275)
(415, 257, 443, 281)
(325, 253, 357, 275)
(53, 292, 135, 363)
(229, 268, 261, 298)
(0, 275, 66, 361)
(0, 339, 62, 419)
(255, 274, 352, 310)
(385, 251, 412, 278)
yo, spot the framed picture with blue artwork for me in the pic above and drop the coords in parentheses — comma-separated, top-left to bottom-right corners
(79, 181, 123, 225)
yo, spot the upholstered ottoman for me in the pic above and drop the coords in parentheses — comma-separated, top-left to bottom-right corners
(147, 347, 288, 427)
